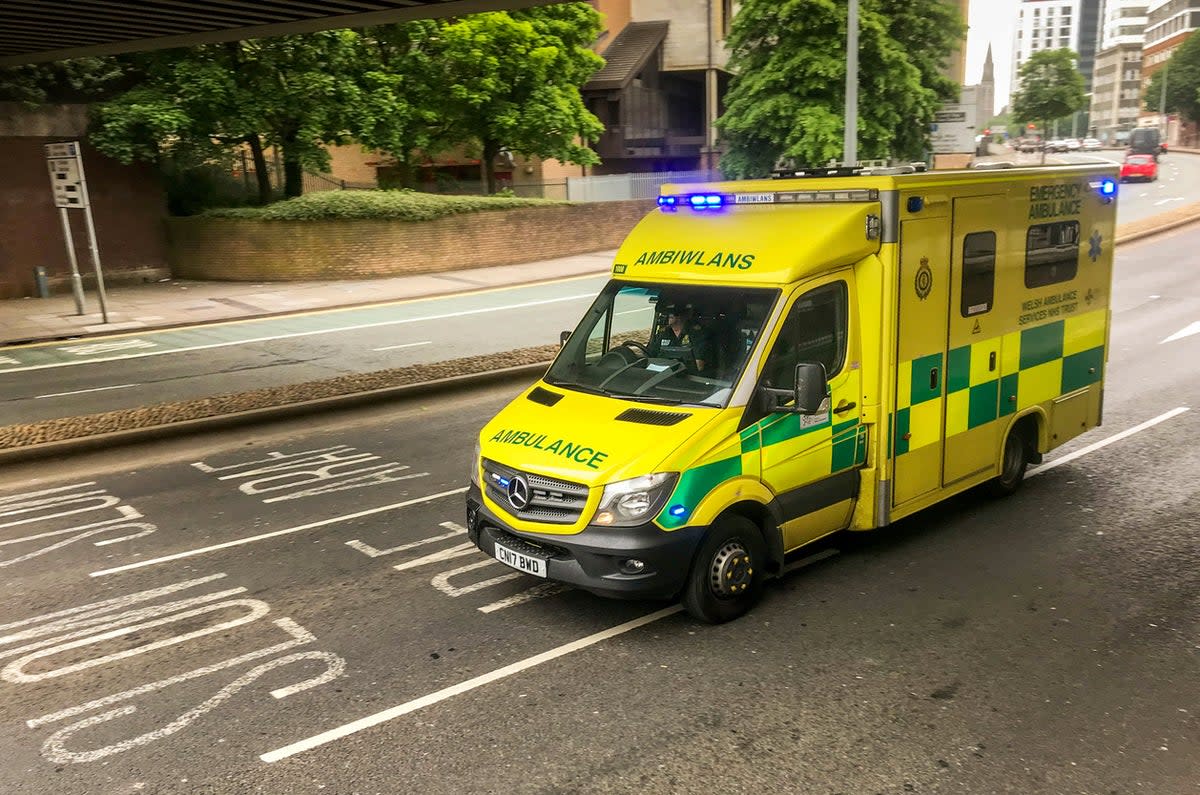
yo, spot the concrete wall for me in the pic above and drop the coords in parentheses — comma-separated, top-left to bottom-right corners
(0, 104, 169, 299)
(634, 0, 731, 71)
(168, 200, 655, 281)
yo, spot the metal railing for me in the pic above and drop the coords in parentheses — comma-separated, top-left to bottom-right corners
(565, 169, 724, 202)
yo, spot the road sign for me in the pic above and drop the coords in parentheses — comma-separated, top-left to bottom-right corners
(45, 141, 89, 209)
(930, 103, 977, 154)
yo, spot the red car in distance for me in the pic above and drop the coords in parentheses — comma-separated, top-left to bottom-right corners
(1120, 154, 1158, 182)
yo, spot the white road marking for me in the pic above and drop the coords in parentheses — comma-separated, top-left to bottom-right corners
(27, 617, 315, 728)
(1162, 321, 1200, 344)
(260, 546, 842, 761)
(42, 651, 344, 765)
(1153, 197, 1186, 206)
(34, 383, 140, 399)
(478, 582, 569, 613)
(260, 605, 683, 763)
(373, 341, 432, 351)
(430, 559, 522, 597)
(0, 293, 596, 374)
(89, 487, 468, 577)
(0, 355, 20, 366)
(391, 540, 476, 571)
(61, 339, 156, 356)
(345, 521, 465, 558)
(1028, 407, 1190, 478)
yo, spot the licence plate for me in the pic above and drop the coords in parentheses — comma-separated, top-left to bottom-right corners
(494, 542, 547, 578)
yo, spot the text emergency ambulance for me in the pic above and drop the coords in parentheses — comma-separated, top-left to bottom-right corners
(466, 164, 1119, 622)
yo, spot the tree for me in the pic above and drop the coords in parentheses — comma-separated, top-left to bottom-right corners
(0, 58, 125, 105)
(90, 32, 364, 200)
(716, 0, 964, 178)
(432, 4, 605, 193)
(1143, 32, 1200, 126)
(1011, 49, 1086, 161)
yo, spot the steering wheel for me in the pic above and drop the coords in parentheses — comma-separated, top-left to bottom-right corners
(596, 340, 651, 371)
(616, 340, 650, 359)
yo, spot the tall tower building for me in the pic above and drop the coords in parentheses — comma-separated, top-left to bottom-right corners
(1090, 0, 1147, 142)
(1011, 0, 1102, 132)
(977, 43, 996, 121)
(1142, 0, 1200, 142)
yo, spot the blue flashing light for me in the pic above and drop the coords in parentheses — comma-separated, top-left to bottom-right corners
(497, 477, 510, 487)
(683, 193, 726, 211)
(657, 195, 678, 208)
(1099, 178, 1117, 197)
(669, 505, 688, 518)
(689, 195, 707, 207)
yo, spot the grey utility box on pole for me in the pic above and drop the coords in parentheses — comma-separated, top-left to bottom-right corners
(45, 141, 109, 323)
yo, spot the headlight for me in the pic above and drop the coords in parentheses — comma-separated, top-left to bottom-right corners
(470, 440, 481, 486)
(593, 472, 678, 527)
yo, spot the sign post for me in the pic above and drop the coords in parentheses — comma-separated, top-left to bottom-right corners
(44, 141, 108, 323)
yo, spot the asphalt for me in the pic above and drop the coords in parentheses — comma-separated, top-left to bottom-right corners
(2, 156, 1199, 461)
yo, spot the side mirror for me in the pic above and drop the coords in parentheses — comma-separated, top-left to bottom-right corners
(793, 362, 828, 415)
(559, 330, 571, 348)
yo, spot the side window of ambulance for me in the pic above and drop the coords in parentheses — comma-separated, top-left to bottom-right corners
(761, 282, 848, 390)
(961, 231, 996, 317)
(1025, 221, 1079, 288)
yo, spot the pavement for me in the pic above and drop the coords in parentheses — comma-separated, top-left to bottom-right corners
(0, 249, 617, 347)
(2, 162, 1199, 461)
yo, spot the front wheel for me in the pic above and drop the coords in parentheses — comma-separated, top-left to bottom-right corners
(987, 428, 1028, 497)
(681, 516, 766, 624)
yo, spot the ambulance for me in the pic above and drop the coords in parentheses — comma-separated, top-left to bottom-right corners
(466, 163, 1119, 623)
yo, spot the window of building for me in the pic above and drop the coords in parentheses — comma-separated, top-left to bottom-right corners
(1025, 222, 1080, 288)
(961, 232, 996, 317)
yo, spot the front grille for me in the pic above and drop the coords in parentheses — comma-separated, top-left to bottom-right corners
(482, 458, 588, 525)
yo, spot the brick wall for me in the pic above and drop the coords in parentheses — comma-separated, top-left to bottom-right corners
(167, 200, 656, 281)
(0, 113, 170, 299)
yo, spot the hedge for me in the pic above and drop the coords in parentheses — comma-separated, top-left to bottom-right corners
(202, 190, 565, 222)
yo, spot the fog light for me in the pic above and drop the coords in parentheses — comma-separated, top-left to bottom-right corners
(619, 559, 646, 574)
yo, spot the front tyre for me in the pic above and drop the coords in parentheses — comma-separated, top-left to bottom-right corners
(681, 516, 765, 623)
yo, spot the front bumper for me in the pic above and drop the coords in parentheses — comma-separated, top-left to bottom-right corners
(465, 483, 704, 600)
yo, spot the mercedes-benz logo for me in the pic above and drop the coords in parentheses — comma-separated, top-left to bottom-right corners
(507, 475, 530, 510)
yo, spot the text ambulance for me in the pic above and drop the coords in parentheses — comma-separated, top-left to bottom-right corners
(466, 164, 1119, 622)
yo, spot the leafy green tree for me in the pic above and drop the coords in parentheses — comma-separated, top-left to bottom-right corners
(1011, 49, 1086, 161)
(0, 58, 125, 105)
(1143, 32, 1200, 125)
(716, 0, 964, 177)
(90, 32, 364, 200)
(433, 4, 605, 193)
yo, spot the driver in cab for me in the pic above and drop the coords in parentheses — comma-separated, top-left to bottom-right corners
(648, 303, 712, 376)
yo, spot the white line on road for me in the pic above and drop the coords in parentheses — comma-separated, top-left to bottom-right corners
(89, 487, 468, 578)
(0, 294, 596, 375)
(372, 341, 432, 352)
(1028, 407, 1189, 478)
(1162, 321, 1200, 344)
(34, 383, 140, 400)
(259, 546, 840, 762)
(259, 605, 683, 763)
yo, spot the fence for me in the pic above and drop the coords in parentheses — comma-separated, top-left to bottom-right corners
(566, 169, 724, 202)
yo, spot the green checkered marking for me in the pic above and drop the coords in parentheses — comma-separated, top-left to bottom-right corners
(739, 426, 761, 454)
(998, 373, 1018, 417)
(968, 380, 1000, 427)
(831, 420, 866, 471)
(657, 456, 742, 528)
(946, 346, 972, 394)
(1062, 347, 1104, 393)
(893, 407, 911, 456)
(1019, 321, 1064, 370)
(909, 352, 944, 405)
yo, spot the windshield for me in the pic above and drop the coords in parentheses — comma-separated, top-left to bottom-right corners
(545, 281, 779, 407)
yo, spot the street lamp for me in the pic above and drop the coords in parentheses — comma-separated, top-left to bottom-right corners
(843, 0, 859, 165)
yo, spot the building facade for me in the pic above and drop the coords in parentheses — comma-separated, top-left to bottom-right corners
(580, 0, 734, 174)
(1012, 0, 1102, 133)
(1090, 0, 1147, 142)
(1141, 0, 1200, 143)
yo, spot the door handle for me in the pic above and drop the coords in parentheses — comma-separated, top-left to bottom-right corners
(989, 351, 997, 372)
(929, 367, 939, 391)
(833, 400, 857, 415)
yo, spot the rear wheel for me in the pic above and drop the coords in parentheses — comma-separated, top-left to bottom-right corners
(681, 516, 765, 624)
(987, 428, 1029, 497)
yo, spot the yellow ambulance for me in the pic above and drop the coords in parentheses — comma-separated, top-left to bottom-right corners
(466, 163, 1119, 622)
